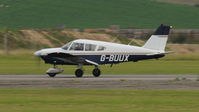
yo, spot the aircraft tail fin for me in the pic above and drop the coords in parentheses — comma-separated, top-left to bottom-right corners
(143, 24, 172, 51)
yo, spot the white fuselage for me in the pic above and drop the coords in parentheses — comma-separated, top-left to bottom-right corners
(35, 39, 161, 56)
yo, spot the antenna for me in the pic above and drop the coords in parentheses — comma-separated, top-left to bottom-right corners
(111, 37, 117, 43)
(128, 39, 134, 45)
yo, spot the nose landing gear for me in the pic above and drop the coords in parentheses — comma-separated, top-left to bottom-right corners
(47, 73, 57, 77)
(46, 65, 64, 77)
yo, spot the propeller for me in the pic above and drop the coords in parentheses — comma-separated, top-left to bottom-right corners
(34, 55, 42, 69)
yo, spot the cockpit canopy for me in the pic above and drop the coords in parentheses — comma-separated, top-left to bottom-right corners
(62, 40, 106, 51)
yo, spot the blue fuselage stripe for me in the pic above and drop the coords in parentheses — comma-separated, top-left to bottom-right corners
(41, 54, 165, 65)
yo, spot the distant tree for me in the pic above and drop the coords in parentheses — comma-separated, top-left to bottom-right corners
(170, 34, 187, 43)
(195, 4, 199, 8)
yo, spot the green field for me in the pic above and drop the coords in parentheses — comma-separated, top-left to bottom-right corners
(0, 89, 199, 112)
(0, 0, 199, 29)
(0, 53, 198, 75)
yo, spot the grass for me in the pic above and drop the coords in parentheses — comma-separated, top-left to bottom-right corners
(0, 89, 199, 112)
(0, 53, 198, 75)
(0, 0, 199, 29)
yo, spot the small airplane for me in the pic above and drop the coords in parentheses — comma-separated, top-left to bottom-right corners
(34, 24, 172, 77)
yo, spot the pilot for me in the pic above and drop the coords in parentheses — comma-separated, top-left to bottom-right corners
(75, 44, 83, 50)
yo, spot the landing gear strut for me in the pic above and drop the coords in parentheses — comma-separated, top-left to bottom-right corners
(92, 66, 101, 77)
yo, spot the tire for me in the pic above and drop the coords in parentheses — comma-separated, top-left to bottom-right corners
(48, 73, 56, 77)
(75, 69, 83, 77)
(92, 68, 101, 77)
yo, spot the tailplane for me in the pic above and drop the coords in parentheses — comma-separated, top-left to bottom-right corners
(143, 24, 172, 51)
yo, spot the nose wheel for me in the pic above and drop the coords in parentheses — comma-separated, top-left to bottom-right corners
(47, 73, 57, 77)
(46, 65, 64, 78)
(92, 68, 101, 77)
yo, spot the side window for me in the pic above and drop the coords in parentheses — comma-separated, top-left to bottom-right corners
(69, 43, 84, 51)
(97, 46, 106, 51)
(85, 44, 96, 51)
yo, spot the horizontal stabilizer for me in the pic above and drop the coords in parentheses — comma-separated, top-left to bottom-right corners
(146, 51, 174, 56)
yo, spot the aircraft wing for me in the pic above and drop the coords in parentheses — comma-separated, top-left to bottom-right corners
(45, 52, 99, 65)
(85, 59, 99, 66)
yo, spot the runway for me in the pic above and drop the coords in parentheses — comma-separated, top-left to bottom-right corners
(0, 75, 199, 90)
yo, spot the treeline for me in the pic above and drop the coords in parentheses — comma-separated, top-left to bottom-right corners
(83, 28, 199, 44)
(0, 28, 198, 51)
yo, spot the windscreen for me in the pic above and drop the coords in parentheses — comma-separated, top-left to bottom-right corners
(69, 42, 84, 51)
(62, 42, 72, 50)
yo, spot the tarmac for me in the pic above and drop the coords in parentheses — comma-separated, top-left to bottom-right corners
(0, 75, 199, 90)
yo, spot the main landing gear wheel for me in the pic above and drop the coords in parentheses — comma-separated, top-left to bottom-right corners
(47, 73, 56, 77)
(75, 69, 84, 77)
(92, 68, 101, 77)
